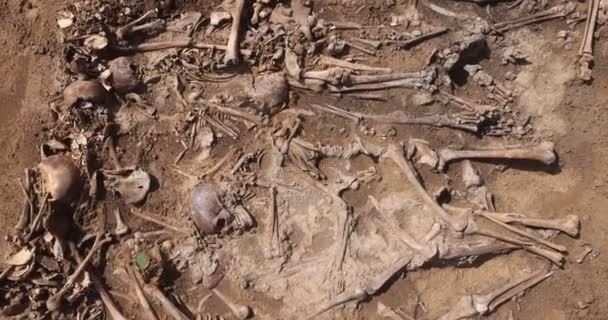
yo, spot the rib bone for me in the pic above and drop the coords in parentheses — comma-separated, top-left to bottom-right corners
(438, 271, 553, 320)
(224, 0, 246, 65)
(213, 288, 252, 319)
(437, 142, 556, 170)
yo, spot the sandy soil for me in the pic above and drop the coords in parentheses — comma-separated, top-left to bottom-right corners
(1, 0, 608, 319)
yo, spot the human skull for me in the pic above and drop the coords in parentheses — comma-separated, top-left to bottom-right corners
(191, 183, 234, 235)
(103, 168, 151, 204)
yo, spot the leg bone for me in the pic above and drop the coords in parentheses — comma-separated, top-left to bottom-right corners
(437, 141, 556, 170)
(47, 233, 112, 311)
(145, 284, 191, 320)
(383, 144, 468, 232)
(485, 212, 579, 237)
(438, 271, 553, 320)
(212, 288, 252, 319)
(224, 0, 246, 65)
(68, 242, 128, 320)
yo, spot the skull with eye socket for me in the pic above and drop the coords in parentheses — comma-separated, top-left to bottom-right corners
(191, 183, 233, 235)
(190, 183, 255, 235)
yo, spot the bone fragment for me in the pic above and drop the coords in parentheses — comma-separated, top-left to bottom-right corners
(437, 142, 556, 170)
(224, 0, 246, 65)
(47, 233, 112, 311)
(16, 169, 32, 233)
(131, 209, 190, 235)
(438, 271, 553, 320)
(212, 288, 252, 319)
(114, 209, 129, 236)
(68, 242, 128, 320)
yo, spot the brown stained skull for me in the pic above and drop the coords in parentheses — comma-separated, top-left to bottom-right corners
(191, 183, 234, 235)
(108, 57, 141, 94)
(38, 155, 81, 203)
(63, 80, 109, 108)
(251, 73, 289, 115)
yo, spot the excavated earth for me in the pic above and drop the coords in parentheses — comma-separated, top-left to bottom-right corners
(1, 0, 608, 319)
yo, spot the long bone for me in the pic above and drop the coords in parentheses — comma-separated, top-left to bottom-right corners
(112, 39, 252, 56)
(224, 0, 246, 65)
(382, 144, 468, 232)
(310, 103, 481, 133)
(444, 205, 565, 265)
(126, 264, 159, 320)
(212, 288, 252, 319)
(369, 196, 437, 259)
(578, 0, 600, 80)
(47, 232, 113, 311)
(307, 220, 441, 319)
(580, 0, 601, 56)
(303, 69, 430, 86)
(484, 212, 580, 237)
(68, 242, 128, 320)
(439, 238, 519, 260)
(306, 256, 413, 319)
(437, 141, 556, 170)
(437, 271, 553, 320)
(493, 3, 576, 33)
(144, 283, 191, 320)
(116, 11, 164, 40)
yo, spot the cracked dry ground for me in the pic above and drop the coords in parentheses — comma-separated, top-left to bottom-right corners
(1, 0, 608, 319)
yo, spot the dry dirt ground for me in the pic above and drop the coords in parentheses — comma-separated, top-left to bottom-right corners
(1, 0, 608, 319)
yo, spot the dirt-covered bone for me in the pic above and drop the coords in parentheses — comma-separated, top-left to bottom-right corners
(68, 242, 128, 320)
(38, 154, 81, 203)
(47, 232, 112, 311)
(63, 80, 108, 108)
(247, 73, 289, 115)
(116, 10, 165, 40)
(212, 288, 252, 319)
(493, 3, 576, 33)
(103, 167, 151, 205)
(108, 57, 140, 94)
(437, 271, 553, 320)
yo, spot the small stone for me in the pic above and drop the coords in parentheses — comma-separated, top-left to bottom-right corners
(504, 71, 517, 81)
(557, 30, 568, 39)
